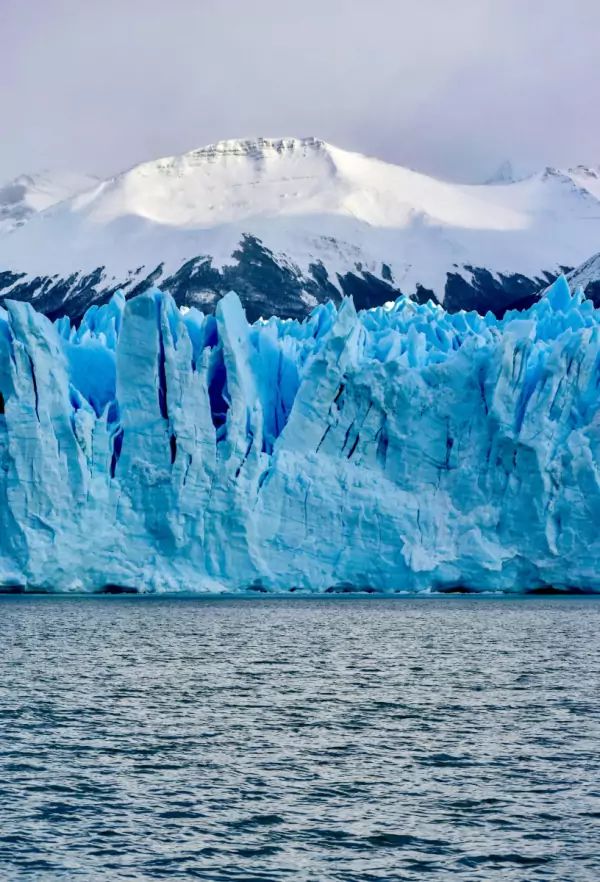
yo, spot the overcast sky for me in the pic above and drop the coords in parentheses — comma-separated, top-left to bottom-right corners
(1, 0, 599, 183)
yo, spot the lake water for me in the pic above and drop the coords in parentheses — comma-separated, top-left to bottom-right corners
(0, 595, 599, 881)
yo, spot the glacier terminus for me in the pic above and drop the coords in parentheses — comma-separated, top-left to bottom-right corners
(0, 275, 599, 594)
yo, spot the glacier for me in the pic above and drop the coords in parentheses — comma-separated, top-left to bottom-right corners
(1, 275, 599, 594)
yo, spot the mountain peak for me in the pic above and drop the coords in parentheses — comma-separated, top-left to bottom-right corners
(185, 136, 327, 161)
(125, 137, 333, 182)
(485, 160, 516, 184)
(568, 164, 600, 179)
(0, 169, 98, 234)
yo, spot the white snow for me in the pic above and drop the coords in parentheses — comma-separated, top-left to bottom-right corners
(1, 138, 600, 302)
(568, 250, 600, 290)
(0, 170, 99, 236)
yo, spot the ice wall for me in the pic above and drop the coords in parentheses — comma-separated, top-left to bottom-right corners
(1, 277, 600, 593)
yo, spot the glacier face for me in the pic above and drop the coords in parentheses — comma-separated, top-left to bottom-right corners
(1, 276, 599, 594)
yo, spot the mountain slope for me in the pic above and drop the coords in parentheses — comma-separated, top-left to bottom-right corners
(566, 248, 600, 305)
(1, 138, 600, 321)
(0, 170, 99, 236)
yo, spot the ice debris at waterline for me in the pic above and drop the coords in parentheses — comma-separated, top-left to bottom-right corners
(0, 276, 599, 594)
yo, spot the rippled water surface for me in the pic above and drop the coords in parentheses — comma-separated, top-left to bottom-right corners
(1, 595, 599, 881)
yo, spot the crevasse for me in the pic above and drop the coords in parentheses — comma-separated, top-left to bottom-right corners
(1, 276, 599, 593)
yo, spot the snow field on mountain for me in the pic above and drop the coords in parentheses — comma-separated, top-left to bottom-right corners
(2, 138, 600, 307)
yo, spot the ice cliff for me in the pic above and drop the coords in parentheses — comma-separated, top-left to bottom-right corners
(1, 276, 599, 593)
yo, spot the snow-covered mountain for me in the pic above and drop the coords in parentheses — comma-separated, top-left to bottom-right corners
(0, 170, 99, 236)
(567, 248, 600, 304)
(485, 160, 518, 185)
(1, 137, 600, 321)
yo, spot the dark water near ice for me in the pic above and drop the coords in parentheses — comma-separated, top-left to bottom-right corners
(0, 596, 599, 881)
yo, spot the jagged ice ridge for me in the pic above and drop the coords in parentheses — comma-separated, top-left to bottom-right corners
(0, 276, 599, 593)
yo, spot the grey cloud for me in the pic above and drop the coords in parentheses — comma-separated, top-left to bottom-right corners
(0, 0, 599, 182)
